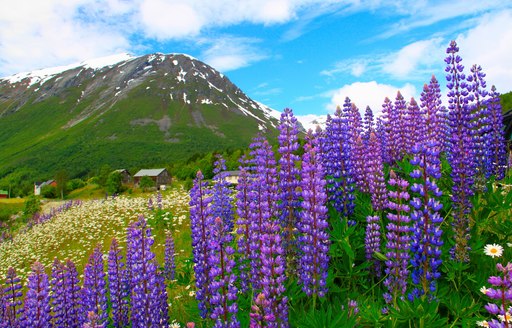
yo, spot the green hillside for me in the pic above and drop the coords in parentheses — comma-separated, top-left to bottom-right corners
(0, 54, 280, 193)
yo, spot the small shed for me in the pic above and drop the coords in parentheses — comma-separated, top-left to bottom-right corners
(0, 190, 8, 199)
(114, 169, 131, 184)
(133, 168, 171, 187)
(218, 170, 242, 185)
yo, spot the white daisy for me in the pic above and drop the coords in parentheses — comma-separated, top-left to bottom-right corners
(476, 320, 489, 327)
(480, 286, 489, 295)
(484, 244, 504, 258)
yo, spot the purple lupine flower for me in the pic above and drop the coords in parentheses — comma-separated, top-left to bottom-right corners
(468, 63, 489, 178)
(409, 142, 444, 300)
(4, 267, 23, 327)
(353, 135, 368, 193)
(22, 262, 51, 328)
(0, 282, 6, 325)
(249, 293, 271, 327)
(366, 132, 387, 211)
(50, 259, 68, 327)
(383, 171, 411, 307)
(235, 166, 252, 293)
(107, 238, 129, 327)
(482, 262, 512, 326)
(277, 108, 301, 274)
(248, 136, 278, 290)
(420, 75, 444, 150)
(393, 91, 408, 160)
(380, 97, 395, 164)
(155, 267, 169, 326)
(363, 106, 375, 142)
(156, 191, 163, 210)
(365, 215, 382, 277)
(211, 155, 234, 232)
(445, 40, 476, 262)
(208, 217, 239, 327)
(83, 311, 105, 328)
(148, 197, 154, 211)
(321, 103, 355, 219)
(83, 245, 108, 324)
(65, 259, 84, 327)
(50, 259, 83, 327)
(251, 222, 288, 328)
(164, 232, 176, 281)
(298, 132, 330, 297)
(189, 170, 213, 318)
(128, 216, 160, 327)
(485, 85, 507, 180)
(405, 98, 423, 151)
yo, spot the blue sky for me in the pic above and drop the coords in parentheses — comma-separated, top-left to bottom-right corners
(1, 1, 511, 123)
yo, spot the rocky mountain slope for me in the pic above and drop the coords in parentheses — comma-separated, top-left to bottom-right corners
(0, 53, 281, 178)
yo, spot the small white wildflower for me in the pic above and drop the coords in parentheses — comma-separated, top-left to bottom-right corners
(480, 286, 489, 295)
(484, 244, 504, 258)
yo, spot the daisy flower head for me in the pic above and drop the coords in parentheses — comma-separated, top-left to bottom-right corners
(484, 244, 504, 258)
(498, 312, 512, 323)
(476, 320, 489, 327)
(480, 286, 489, 295)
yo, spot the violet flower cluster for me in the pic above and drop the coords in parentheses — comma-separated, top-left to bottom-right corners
(366, 132, 388, 212)
(482, 262, 512, 328)
(419, 75, 445, 151)
(83, 245, 108, 324)
(485, 85, 507, 180)
(107, 238, 129, 327)
(189, 170, 213, 318)
(383, 171, 411, 307)
(235, 166, 252, 293)
(277, 108, 301, 273)
(207, 217, 239, 327)
(248, 137, 278, 290)
(250, 223, 289, 328)
(321, 104, 355, 220)
(211, 155, 234, 231)
(445, 40, 475, 262)
(22, 262, 51, 328)
(365, 215, 382, 277)
(4, 267, 23, 327)
(298, 133, 330, 297)
(128, 215, 164, 326)
(164, 232, 176, 281)
(408, 142, 444, 300)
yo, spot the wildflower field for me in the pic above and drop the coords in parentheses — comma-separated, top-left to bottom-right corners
(1, 40, 512, 327)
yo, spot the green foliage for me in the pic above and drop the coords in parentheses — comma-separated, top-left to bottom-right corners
(139, 176, 155, 192)
(501, 91, 512, 112)
(41, 185, 58, 199)
(66, 178, 86, 192)
(23, 195, 40, 217)
(97, 164, 112, 187)
(106, 171, 123, 194)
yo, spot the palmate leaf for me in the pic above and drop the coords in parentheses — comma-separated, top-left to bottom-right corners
(388, 297, 448, 328)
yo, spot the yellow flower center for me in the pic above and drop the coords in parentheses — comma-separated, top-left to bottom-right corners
(491, 248, 498, 254)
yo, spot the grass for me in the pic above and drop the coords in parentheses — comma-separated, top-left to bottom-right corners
(0, 198, 24, 222)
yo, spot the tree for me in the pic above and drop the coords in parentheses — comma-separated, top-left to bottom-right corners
(106, 171, 122, 194)
(55, 170, 68, 199)
(97, 164, 112, 187)
(139, 176, 154, 192)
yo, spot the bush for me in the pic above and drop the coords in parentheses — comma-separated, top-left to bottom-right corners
(66, 178, 86, 192)
(23, 195, 40, 217)
(41, 185, 57, 199)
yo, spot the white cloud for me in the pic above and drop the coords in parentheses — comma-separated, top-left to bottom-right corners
(456, 10, 512, 92)
(327, 81, 418, 115)
(139, 0, 203, 39)
(381, 38, 444, 79)
(0, 0, 130, 76)
(200, 37, 268, 72)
